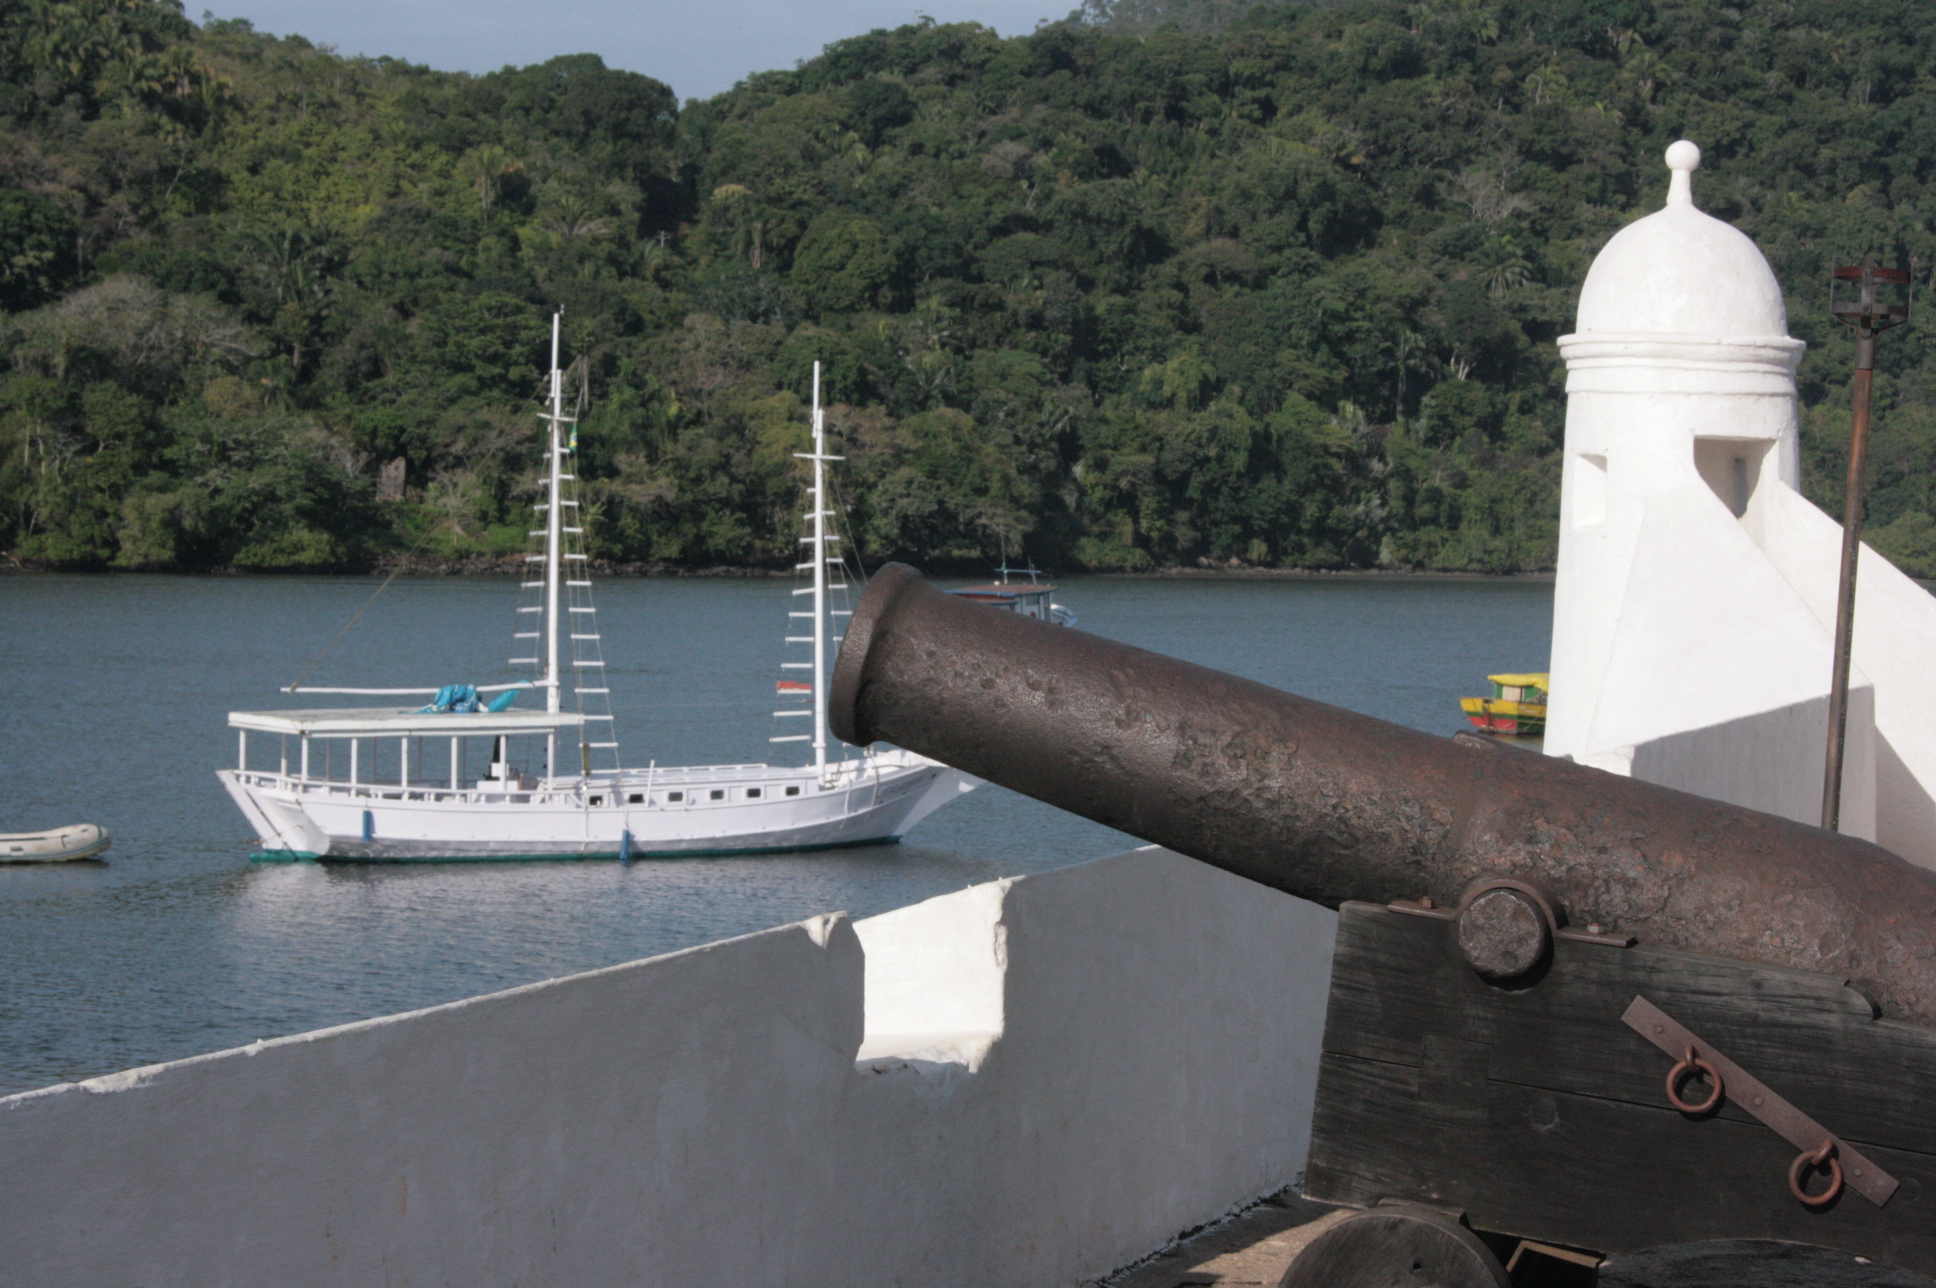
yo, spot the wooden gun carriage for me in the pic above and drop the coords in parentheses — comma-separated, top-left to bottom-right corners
(830, 565, 1936, 1288)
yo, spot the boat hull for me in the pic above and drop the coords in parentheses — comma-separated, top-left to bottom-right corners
(1458, 696, 1546, 736)
(218, 755, 975, 861)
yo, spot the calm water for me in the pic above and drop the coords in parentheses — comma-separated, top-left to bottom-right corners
(0, 572, 1551, 1095)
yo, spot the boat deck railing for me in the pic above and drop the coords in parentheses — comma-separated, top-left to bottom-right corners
(234, 772, 582, 807)
(230, 762, 888, 807)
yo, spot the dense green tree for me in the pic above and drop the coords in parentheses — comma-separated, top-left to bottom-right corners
(6, 0, 1936, 576)
(790, 215, 898, 313)
(0, 185, 78, 311)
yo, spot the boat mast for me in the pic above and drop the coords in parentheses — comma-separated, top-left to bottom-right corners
(810, 361, 829, 780)
(544, 310, 564, 771)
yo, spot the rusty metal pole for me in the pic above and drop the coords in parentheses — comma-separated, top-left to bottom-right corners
(1822, 259, 1910, 830)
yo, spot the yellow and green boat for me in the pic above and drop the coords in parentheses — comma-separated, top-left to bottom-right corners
(1459, 673, 1548, 736)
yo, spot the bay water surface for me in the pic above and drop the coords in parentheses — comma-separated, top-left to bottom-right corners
(0, 572, 1551, 1095)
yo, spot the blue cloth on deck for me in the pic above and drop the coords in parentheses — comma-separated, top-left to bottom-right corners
(418, 684, 481, 713)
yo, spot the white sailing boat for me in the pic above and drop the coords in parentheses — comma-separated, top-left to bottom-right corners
(217, 317, 977, 860)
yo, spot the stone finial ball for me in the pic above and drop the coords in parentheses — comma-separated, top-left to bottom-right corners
(1666, 139, 1702, 172)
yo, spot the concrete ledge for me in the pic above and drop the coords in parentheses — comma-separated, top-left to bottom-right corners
(0, 846, 1337, 1287)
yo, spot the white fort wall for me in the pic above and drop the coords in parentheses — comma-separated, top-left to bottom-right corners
(0, 846, 1337, 1288)
(1541, 141, 1936, 864)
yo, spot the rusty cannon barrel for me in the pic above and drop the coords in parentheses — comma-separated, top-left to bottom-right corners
(830, 563, 1936, 1028)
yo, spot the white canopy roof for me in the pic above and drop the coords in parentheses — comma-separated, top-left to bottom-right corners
(229, 708, 586, 738)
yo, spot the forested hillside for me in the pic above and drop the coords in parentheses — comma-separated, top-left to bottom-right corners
(5, 0, 1936, 575)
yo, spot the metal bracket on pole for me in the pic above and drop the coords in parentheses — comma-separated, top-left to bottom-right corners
(1822, 257, 1912, 831)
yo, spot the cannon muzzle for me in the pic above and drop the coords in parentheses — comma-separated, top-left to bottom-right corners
(831, 563, 1936, 1027)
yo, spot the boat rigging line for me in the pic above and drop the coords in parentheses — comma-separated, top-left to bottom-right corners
(283, 489, 446, 694)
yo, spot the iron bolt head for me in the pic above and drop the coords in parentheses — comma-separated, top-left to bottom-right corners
(1458, 888, 1550, 980)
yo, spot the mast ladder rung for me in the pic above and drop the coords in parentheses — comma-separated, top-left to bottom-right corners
(587, 742, 618, 749)
(529, 530, 546, 537)
(533, 503, 549, 511)
(769, 735, 811, 743)
(578, 688, 610, 694)
(831, 610, 852, 616)
(773, 710, 811, 717)
(797, 535, 842, 543)
(780, 662, 812, 670)
(564, 554, 588, 561)
(524, 556, 545, 562)
(793, 563, 815, 571)
(557, 473, 576, 481)
(575, 660, 606, 668)
(518, 606, 542, 613)
(569, 606, 595, 613)
(788, 612, 814, 618)
(582, 714, 613, 721)
(521, 581, 544, 589)
(785, 636, 813, 643)
(570, 633, 600, 640)
(560, 500, 578, 507)
(563, 527, 583, 534)
(509, 657, 539, 664)
(567, 580, 592, 587)
(791, 588, 817, 596)
(514, 632, 540, 639)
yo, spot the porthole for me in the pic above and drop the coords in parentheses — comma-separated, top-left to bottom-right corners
(627, 793, 643, 804)
(785, 786, 800, 797)
(589, 795, 603, 806)
(747, 787, 762, 799)
(667, 791, 684, 803)
(709, 789, 725, 801)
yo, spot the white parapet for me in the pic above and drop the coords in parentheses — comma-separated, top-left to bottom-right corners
(0, 847, 1337, 1287)
(1544, 139, 1936, 862)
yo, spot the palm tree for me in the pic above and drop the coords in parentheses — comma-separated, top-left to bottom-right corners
(1480, 236, 1534, 299)
(539, 194, 611, 246)
(711, 184, 781, 268)
(459, 145, 521, 218)
(1390, 329, 1435, 418)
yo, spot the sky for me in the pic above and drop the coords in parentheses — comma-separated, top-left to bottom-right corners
(203, 0, 1074, 102)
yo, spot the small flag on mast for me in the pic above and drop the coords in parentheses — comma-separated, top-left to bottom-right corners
(777, 680, 811, 693)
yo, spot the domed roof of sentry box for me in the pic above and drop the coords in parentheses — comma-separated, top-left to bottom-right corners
(1573, 141, 1790, 338)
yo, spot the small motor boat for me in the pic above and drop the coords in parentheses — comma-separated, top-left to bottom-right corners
(0, 823, 111, 863)
(1458, 672, 1549, 736)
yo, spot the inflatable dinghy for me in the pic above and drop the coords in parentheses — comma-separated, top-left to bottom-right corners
(0, 824, 110, 863)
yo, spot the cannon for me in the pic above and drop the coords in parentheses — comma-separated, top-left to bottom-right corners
(831, 564, 1936, 1287)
